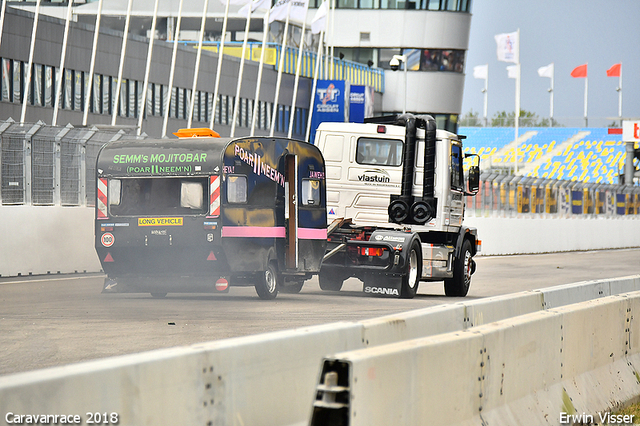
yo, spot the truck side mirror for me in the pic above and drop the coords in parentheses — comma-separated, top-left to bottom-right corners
(464, 153, 480, 195)
(467, 166, 480, 195)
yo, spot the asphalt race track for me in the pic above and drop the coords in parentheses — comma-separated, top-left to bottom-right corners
(1, 248, 639, 376)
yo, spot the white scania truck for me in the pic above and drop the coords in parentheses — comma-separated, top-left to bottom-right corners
(315, 114, 480, 298)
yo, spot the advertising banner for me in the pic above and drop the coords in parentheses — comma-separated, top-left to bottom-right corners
(349, 85, 374, 123)
(309, 80, 349, 144)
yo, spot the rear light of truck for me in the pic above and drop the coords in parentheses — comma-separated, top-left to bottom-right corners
(377, 125, 386, 134)
(360, 247, 385, 257)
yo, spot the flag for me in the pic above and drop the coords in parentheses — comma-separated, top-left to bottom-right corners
(473, 64, 488, 80)
(606, 63, 621, 77)
(571, 63, 587, 78)
(537, 63, 553, 79)
(269, 0, 309, 24)
(239, 0, 270, 15)
(311, 1, 327, 34)
(506, 65, 517, 79)
(494, 31, 518, 63)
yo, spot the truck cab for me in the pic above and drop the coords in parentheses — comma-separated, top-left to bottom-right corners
(315, 114, 480, 298)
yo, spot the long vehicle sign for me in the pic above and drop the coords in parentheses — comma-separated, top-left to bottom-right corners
(138, 217, 183, 226)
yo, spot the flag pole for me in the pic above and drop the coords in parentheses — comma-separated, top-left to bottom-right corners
(210, 0, 231, 130)
(188, 0, 210, 129)
(618, 63, 622, 126)
(111, 0, 134, 126)
(83, 0, 104, 127)
(50, 0, 69, 125)
(514, 28, 520, 175)
(549, 63, 554, 123)
(231, 4, 253, 137)
(250, 8, 271, 136)
(269, 2, 291, 137)
(137, 0, 160, 136)
(288, 3, 309, 139)
(162, 0, 184, 138)
(482, 66, 488, 127)
(583, 64, 588, 127)
(305, 29, 324, 143)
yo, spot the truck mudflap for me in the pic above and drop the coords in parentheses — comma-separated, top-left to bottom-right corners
(362, 274, 403, 298)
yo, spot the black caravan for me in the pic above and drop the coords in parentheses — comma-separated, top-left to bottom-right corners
(95, 129, 327, 299)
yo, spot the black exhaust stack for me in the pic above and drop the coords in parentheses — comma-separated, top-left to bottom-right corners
(388, 114, 437, 225)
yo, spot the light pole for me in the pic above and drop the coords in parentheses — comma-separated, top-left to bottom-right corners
(390, 54, 407, 114)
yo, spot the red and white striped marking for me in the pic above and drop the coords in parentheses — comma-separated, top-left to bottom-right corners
(97, 178, 108, 219)
(209, 175, 220, 217)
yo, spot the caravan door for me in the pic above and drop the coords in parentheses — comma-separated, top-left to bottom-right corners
(285, 154, 298, 269)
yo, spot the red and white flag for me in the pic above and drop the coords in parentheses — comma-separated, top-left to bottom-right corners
(570, 63, 587, 78)
(606, 63, 621, 77)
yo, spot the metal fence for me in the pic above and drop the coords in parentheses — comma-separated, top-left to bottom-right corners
(0, 119, 145, 207)
(2, 120, 639, 218)
(467, 171, 640, 218)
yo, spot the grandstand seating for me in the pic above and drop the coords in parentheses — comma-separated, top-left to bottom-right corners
(459, 127, 629, 184)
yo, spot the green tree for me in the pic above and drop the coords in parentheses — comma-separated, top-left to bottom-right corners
(460, 109, 483, 127)
(490, 109, 556, 127)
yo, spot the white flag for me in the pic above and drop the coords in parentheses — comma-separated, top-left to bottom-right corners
(238, 0, 270, 15)
(269, 0, 309, 24)
(495, 31, 518, 63)
(507, 65, 517, 79)
(473, 64, 488, 80)
(537, 63, 554, 79)
(311, 1, 327, 34)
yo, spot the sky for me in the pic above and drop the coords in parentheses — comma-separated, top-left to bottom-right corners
(461, 0, 640, 127)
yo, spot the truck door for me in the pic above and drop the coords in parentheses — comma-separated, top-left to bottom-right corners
(285, 154, 298, 269)
(449, 143, 465, 227)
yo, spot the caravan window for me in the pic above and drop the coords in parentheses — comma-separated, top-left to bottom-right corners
(301, 179, 321, 206)
(356, 138, 403, 166)
(227, 175, 247, 204)
(109, 177, 208, 216)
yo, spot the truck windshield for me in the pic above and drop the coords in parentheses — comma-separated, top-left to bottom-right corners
(356, 138, 403, 166)
(108, 177, 208, 216)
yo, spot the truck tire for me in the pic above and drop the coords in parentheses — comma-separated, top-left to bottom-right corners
(444, 239, 472, 297)
(318, 270, 344, 291)
(255, 261, 280, 300)
(400, 240, 421, 299)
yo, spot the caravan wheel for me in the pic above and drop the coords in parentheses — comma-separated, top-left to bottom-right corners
(255, 262, 280, 300)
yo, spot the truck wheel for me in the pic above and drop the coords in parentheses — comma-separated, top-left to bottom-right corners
(444, 239, 472, 297)
(281, 281, 304, 294)
(255, 262, 280, 300)
(318, 271, 344, 291)
(400, 240, 421, 299)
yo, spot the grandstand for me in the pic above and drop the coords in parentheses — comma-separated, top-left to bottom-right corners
(460, 127, 631, 184)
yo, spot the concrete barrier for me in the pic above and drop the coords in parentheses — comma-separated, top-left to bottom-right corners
(0, 206, 100, 277)
(0, 322, 364, 426)
(465, 216, 640, 255)
(1, 276, 639, 426)
(310, 293, 640, 426)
